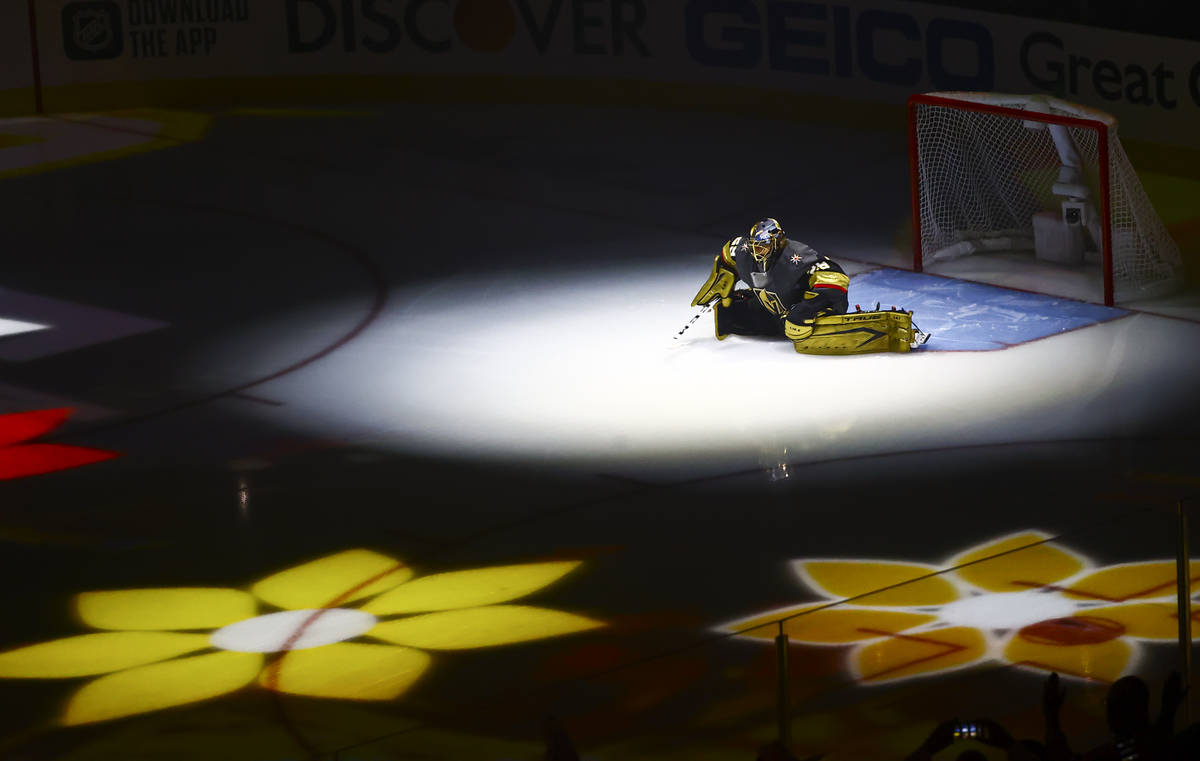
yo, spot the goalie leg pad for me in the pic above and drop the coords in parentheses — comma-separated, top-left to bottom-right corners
(791, 310, 918, 355)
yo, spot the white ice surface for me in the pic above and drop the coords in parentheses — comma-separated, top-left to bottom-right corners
(195, 258, 1200, 481)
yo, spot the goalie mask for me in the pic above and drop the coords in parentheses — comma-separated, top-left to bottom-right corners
(748, 218, 786, 268)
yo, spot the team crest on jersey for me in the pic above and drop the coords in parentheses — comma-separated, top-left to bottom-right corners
(790, 254, 801, 264)
(753, 289, 787, 316)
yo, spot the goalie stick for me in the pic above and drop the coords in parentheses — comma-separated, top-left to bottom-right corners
(673, 304, 713, 340)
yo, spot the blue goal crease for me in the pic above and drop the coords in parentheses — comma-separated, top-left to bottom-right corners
(847, 268, 1128, 352)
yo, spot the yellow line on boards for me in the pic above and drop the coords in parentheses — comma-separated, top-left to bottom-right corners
(0, 109, 212, 180)
(228, 107, 376, 118)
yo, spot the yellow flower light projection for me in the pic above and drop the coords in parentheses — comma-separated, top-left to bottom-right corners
(0, 550, 603, 725)
(726, 531, 1200, 685)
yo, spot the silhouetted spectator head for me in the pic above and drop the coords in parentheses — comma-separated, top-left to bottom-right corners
(1105, 675, 1150, 736)
(954, 751, 987, 761)
(755, 740, 798, 761)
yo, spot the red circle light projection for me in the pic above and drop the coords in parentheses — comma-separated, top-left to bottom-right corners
(1018, 616, 1125, 647)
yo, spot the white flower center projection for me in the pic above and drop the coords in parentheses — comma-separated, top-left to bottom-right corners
(210, 609, 378, 653)
(937, 590, 1080, 631)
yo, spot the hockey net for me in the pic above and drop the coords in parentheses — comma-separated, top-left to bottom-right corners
(909, 92, 1182, 304)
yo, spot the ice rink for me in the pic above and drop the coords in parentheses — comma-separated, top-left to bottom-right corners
(2, 102, 1200, 760)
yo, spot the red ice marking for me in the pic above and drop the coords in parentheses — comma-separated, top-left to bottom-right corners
(261, 560, 410, 692)
(0, 408, 120, 479)
(0, 443, 120, 480)
(0, 408, 74, 447)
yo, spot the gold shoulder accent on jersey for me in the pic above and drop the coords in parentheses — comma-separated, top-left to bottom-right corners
(811, 271, 850, 289)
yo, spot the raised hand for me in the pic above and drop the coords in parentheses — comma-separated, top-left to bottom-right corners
(1043, 672, 1066, 720)
(1163, 670, 1188, 712)
(1158, 669, 1189, 737)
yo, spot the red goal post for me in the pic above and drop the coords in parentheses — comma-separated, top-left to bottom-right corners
(907, 92, 1182, 306)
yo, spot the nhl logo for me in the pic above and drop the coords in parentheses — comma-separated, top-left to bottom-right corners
(62, 1, 123, 60)
(73, 11, 114, 53)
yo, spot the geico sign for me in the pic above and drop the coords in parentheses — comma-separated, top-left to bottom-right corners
(684, 0, 994, 90)
(286, 0, 650, 55)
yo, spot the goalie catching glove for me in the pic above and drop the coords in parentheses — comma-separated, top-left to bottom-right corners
(690, 237, 746, 307)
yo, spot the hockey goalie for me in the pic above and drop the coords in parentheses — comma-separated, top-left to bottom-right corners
(690, 218, 929, 354)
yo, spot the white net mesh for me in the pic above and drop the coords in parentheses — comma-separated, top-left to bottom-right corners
(913, 92, 1182, 302)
